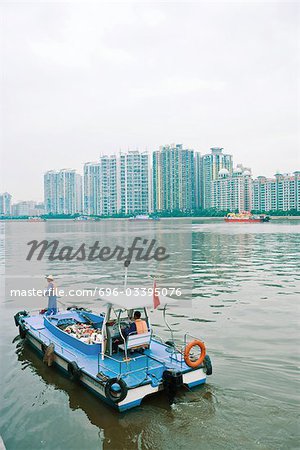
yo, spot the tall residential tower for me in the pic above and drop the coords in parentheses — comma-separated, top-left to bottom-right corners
(99, 155, 118, 216)
(44, 170, 59, 214)
(0, 192, 12, 215)
(83, 162, 101, 215)
(201, 147, 233, 209)
(152, 144, 195, 212)
(119, 151, 150, 215)
(44, 169, 82, 215)
(211, 167, 252, 212)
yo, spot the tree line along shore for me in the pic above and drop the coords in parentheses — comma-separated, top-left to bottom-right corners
(1, 209, 300, 221)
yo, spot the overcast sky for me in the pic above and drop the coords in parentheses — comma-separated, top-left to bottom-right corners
(1, 1, 299, 202)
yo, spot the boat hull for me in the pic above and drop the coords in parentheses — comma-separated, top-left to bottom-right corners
(24, 331, 206, 411)
(14, 308, 211, 411)
(224, 218, 264, 223)
(25, 329, 154, 411)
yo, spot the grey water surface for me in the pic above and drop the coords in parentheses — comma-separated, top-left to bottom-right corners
(0, 219, 299, 450)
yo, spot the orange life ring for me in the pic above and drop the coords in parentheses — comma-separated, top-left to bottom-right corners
(184, 340, 206, 368)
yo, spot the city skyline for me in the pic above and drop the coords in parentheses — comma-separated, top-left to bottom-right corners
(2, 144, 299, 204)
(43, 147, 300, 215)
(1, 146, 299, 216)
(1, 3, 298, 201)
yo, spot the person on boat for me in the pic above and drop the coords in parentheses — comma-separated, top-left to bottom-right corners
(124, 311, 148, 337)
(44, 275, 57, 315)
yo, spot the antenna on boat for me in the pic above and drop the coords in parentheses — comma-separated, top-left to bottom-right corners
(124, 259, 131, 288)
(163, 305, 175, 344)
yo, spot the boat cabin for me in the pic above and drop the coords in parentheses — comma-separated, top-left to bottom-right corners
(100, 291, 174, 359)
(43, 291, 174, 360)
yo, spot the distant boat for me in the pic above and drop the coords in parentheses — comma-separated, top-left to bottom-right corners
(224, 212, 270, 223)
(28, 217, 46, 222)
(129, 215, 160, 221)
(74, 216, 88, 221)
(74, 216, 99, 222)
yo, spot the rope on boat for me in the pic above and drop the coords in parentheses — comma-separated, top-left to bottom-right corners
(42, 343, 55, 367)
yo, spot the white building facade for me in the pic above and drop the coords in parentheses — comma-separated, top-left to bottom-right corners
(201, 147, 233, 209)
(211, 168, 252, 212)
(0, 192, 12, 215)
(44, 171, 59, 214)
(252, 172, 300, 212)
(58, 169, 82, 215)
(83, 162, 101, 215)
(99, 155, 118, 216)
(152, 144, 195, 212)
(119, 151, 150, 215)
(44, 169, 82, 215)
(11, 201, 45, 216)
(83, 156, 118, 216)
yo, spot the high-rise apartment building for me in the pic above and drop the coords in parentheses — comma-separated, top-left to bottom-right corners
(44, 170, 59, 214)
(152, 144, 195, 211)
(58, 169, 82, 215)
(11, 201, 45, 216)
(0, 192, 12, 215)
(211, 167, 252, 212)
(119, 151, 150, 214)
(44, 169, 82, 214)
(252, 172, 300, 212)
(84, 156, 118, 216)
(83, 162, 101, 215)
(201, 147, 233, 209)
(99, 155, 118, 216)
(295, 171, 300, 211)
(194, 152, 202, 209)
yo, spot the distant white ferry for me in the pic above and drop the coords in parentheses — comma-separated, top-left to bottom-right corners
(128, 215, 160, 221)
(74, 216, 100, 222)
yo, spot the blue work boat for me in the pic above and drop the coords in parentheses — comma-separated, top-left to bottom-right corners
(14, 292, 212, 412)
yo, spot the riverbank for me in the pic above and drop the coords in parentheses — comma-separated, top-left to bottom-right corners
(1, 215, 300, 222)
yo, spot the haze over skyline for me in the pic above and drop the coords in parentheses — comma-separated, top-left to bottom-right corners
(1, 1, 299, 202)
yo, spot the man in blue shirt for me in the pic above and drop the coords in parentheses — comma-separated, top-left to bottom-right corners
(123, 311, 148, 338)
(44, 275, 57, 315)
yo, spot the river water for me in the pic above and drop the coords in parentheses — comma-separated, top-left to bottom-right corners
(0, 219, 299, 450)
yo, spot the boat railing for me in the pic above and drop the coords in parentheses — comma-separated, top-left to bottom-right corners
(183, 332, 206, 344)
(155, 332, 206, 369)
(27, 324, 79, 363)
(97, 353, 162, 379)
(149, 334, 185, 368)
(151, 333, 164, 344)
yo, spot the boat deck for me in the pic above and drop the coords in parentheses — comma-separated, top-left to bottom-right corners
(23, 314, 192, 389)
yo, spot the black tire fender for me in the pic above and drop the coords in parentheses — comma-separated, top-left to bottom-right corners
(14, 314, 19, 327)
(14, 310, 28, 327)
(19, 324, 26, 339)
(105, 378, 128, 403)
(67, 361, 81, 381)
(203, 355, 212, 375)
